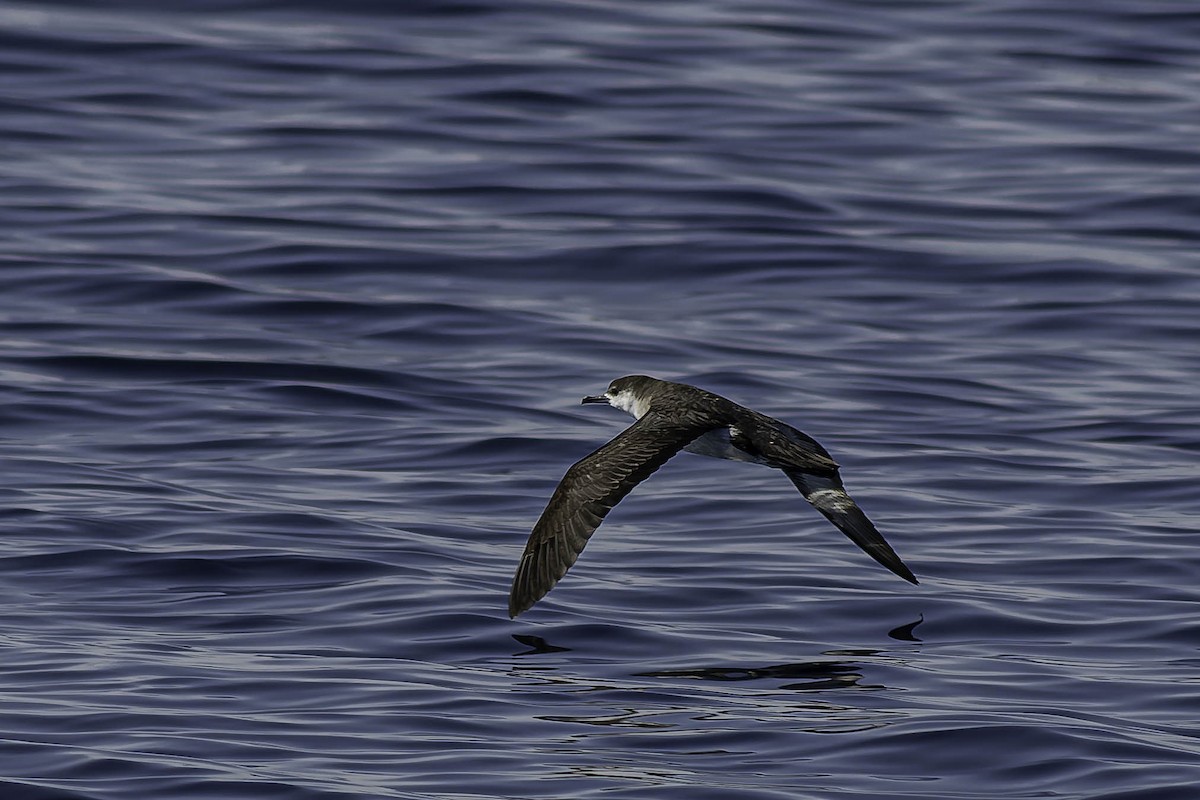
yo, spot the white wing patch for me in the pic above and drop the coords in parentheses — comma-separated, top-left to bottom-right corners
(806, 488, 854, 512)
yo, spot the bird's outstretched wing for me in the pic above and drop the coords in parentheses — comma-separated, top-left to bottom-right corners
(509, 413, 716, 617)
(784, 470, 918, 585)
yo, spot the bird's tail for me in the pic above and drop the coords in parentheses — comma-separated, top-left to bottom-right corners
(784, 470, 918, 585)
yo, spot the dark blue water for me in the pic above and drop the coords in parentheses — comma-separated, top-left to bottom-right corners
(2, 1, 1199, 798)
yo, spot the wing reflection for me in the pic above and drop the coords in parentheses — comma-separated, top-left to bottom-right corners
(636, 660, 866, 691)
(511, 633, 572, 655)
(887, 615, 924, 642)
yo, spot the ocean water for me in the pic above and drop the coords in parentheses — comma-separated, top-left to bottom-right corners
(2, 1, 1199, 798)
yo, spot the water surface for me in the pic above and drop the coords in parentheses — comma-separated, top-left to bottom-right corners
(2, 2, 1199, 798)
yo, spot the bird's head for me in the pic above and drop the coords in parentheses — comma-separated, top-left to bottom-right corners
(582, 375, 658, 419)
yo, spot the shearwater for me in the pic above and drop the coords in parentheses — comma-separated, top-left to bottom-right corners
(508, 375, 918, 618)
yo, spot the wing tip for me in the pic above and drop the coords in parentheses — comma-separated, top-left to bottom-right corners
(507, 594, 529, 618)
(877, 546, 919, 586)
(508, 565, 538, 618)
(872, 545, 920, 586)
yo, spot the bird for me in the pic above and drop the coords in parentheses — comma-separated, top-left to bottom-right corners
(508, 375, 917, 617)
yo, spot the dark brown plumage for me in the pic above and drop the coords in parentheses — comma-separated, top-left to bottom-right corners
(508, 375, 917, 617)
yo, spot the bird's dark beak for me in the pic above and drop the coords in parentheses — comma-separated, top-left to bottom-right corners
(581, 394, 608, 405)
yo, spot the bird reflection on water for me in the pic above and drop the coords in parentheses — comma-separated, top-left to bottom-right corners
(637, 660, 867, 691)
(511, 615, 924, 692)
(511, 633, 572, 656)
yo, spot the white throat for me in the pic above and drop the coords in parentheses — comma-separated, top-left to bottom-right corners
(609, 389, 649, 419)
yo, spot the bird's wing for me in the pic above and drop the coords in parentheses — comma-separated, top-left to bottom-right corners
(733, 414, 841, 474)
(509, 412, 716, 617)
(784, 470, 918, 585)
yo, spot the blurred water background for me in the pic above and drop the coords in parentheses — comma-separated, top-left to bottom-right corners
(1, 1, 1198, 798)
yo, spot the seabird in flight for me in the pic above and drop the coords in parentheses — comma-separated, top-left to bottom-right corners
(508, 375, 917, 617)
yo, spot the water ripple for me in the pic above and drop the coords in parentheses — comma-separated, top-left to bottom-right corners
(2, 0, 1199, 798)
